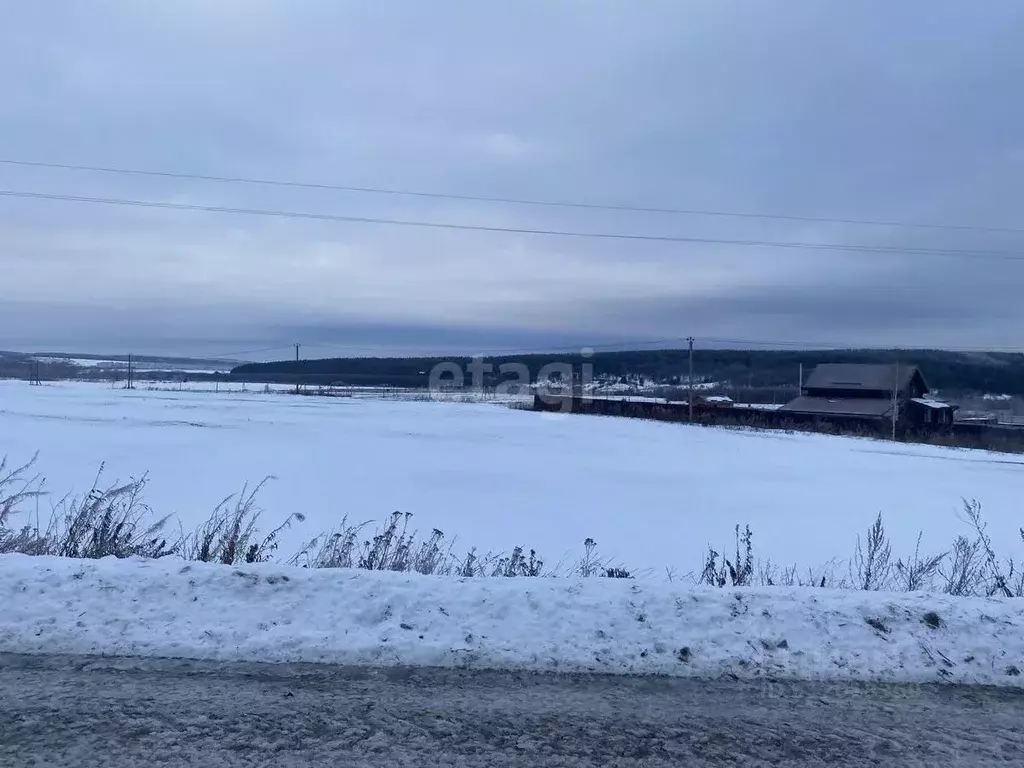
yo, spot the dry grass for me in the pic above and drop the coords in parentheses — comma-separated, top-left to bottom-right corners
(2, 454, 1022, 594)
(0, 454, 45, 534)
(2, 461, 174, 559)
(177, 477, 304, 565)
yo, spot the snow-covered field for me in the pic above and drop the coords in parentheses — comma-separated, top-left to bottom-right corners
(33, 356, 227, 374)
(1, 380, 1022, 573)
(2, 554, 1022, 686)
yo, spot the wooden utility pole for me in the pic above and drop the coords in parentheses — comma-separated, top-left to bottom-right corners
(126, 354, 133, 390)
(799, 362, 803, 392)
(687, 336, 695, 421)
(294, 343, 301, 395)
(891, 361, 899, 440)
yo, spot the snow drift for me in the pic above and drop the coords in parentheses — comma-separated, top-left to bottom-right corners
(1, 555, 1022, 687)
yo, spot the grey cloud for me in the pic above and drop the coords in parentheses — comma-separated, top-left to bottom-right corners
(2, 1, 1024, 356)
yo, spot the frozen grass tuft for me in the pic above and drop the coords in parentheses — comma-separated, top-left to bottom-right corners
(3, 461, 174, 559)
(853, 513, 893, 591)
(178, 477, 304, 565)
(576, 538, 634, 579)
(51, 469, 175, 559)
(698, 525, 755, 587)
(289, 516, 363, 569)
(0, 454, 46, 551)
(291, 511, 456, 574)
(894, 533, 946, 593)
(289, 511, 544, 577)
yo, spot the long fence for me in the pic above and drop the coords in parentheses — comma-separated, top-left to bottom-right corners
(531, 394, 1024, 453)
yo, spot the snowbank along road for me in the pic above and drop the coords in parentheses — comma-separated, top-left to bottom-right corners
(3, 555, 1024, 686)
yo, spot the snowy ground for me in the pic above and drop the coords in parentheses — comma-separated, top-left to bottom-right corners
(0, 379, 1022, 574)
(109, 380, 530, 404)
(2, 555, 1022, 686)
(32, 356, 227, 374)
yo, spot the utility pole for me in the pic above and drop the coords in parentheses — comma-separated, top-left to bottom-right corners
(687, 336, 695, 421)
(799, 362, 803, 392)
(294, 343, 301, 395)
(126, 354, 133, 390)
(891, 361, 899, 441)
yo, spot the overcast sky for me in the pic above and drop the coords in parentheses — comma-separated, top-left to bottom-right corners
(2, 1, 1024, 359)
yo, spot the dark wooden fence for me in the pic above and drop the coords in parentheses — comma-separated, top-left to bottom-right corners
(531, 394, 1024, 453)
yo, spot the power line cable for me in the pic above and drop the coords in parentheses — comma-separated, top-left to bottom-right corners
(237, 336, 1024, 358)
(3, 188, 1024, 261)
(695, 336, 1006, 351)
(197, 344, 297, 360)
(2, 157, 1021, 235)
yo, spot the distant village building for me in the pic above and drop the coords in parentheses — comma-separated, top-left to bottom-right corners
(778, 363, 956, 431)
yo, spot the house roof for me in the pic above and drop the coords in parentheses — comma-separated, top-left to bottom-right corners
(582, 395, 668, 404)
(910, 397, 956, 410)
(778, 396, 894, 419)
(803, 363, 924, 393)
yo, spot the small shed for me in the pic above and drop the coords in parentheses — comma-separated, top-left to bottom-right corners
(907, 397, 957, 427)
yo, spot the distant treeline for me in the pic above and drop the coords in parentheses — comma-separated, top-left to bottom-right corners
(231, 349, 1024, 396)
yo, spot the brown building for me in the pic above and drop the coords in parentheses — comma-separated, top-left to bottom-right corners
(778, 363, 956, 431)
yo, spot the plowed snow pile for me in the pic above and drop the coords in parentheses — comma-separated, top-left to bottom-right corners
(2, 555, 1022, 687)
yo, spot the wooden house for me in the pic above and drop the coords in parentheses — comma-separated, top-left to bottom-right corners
(778, 363, 956, 431)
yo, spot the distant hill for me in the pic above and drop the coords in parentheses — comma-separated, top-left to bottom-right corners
(0, 351, 237, 381)
(232, 348, 1024, 397)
